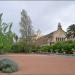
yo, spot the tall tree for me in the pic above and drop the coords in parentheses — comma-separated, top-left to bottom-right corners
(20, 9, 34, 45)
(19, 9, 35, 53)
(66, 24, 75, 39)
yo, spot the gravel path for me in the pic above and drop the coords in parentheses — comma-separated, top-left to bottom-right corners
(0, 54, 75, 75)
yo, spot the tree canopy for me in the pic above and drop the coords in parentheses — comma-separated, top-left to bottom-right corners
(67, 24, 75, 38)
(0, 13, 15, 53)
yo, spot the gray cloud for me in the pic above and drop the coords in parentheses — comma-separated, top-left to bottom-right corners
(0, 1, 75, 36)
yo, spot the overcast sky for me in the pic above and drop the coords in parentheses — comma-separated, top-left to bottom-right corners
(0, 1, 75, 36)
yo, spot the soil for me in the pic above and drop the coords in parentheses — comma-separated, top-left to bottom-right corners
(0, 54, 75, 75)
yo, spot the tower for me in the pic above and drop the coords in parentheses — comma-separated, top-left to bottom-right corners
(57, 22, 62, 30)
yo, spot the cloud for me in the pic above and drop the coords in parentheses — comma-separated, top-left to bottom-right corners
(0, 1, 75, 36)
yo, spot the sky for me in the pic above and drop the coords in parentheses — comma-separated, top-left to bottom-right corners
(0, 1, 75, 37)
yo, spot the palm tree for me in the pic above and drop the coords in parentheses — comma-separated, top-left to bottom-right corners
(66, 24, 75, 39)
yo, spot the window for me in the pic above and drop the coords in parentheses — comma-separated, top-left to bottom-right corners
(56, 37, 57, 41)
(58, 37, 59, 41)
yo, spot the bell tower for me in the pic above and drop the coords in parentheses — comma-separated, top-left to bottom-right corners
(57, 22, 62, 30)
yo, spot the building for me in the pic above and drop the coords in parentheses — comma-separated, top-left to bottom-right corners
(35, 22, 67, 46)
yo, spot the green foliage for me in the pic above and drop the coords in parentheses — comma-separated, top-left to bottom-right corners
(36, 41, 75, 54)
(51, 41, 75, 54)
(39, 45, 50, 52)
(0, 59, 19, 73)
(11, 42, 34, 53)
(31, 45, 40, 53)
(11, 44, 24, 53)
(67, 24, 75, 38)
(0, 13, 14, 54)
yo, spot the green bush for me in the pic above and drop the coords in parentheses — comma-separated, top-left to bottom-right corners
(0, 35, 13, 54)
(0, 59, 19, 73)
(38, 41, 75, 54)
(31, 45, 40, 53)
(11, 44, 24, 53)
(39, 45, 50, 52)
(51, 41, 74, 54)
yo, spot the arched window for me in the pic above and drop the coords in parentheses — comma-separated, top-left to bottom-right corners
(64, 38, 65, 41)
(56, 37, 57, 41)
(60, 38, 61, 41)
(58, 37, 59, 41)
(62, 38, 63, 41)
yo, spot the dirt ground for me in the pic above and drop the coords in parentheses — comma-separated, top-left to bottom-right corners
(0, 54, 75, 75)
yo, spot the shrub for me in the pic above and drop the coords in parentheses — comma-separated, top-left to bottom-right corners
(31, 45, 40, 53)
(0, 35, 13, 54)
(11, 44, 24, 53)
(0, 59, 19, 73)
(33, 40, 75, 54)
(39, 45, 50, 52)
(52, 41, 74, 54)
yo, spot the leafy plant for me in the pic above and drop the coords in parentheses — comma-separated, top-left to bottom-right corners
(0, 59, 19, 73)
(11, 44, 24, 53)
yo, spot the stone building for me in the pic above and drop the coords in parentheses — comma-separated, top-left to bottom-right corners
(35, 22, 67, 46)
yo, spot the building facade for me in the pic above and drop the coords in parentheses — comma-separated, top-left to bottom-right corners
(36, 23, 67, 46)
